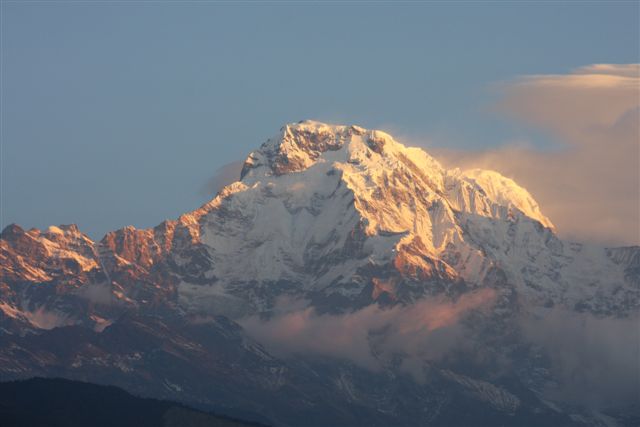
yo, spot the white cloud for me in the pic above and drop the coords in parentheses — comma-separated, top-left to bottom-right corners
(435, 64, 640, 246)
(200, 160, 244, 198)
(240, 289, 497, 373)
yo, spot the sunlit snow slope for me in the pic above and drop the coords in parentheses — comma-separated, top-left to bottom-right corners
(1, 121, 637, 329)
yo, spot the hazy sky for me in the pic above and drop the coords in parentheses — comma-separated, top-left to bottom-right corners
(2, 2, 638, 241)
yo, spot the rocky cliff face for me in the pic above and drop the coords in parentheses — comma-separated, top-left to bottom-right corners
(1, 121, 638, 426)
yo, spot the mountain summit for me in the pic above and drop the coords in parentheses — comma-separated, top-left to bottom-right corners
(1, 120, 636, 323)
(1, 121, 638, 426)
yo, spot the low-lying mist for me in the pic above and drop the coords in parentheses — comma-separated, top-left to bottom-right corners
(240, 290, 639, 409)
(521, 307, 640, 408)
(241, 289, 496, 372)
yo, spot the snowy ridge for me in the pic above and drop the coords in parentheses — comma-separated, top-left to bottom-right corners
(168, 121, 634, 315)
(1, 121, 637, 322)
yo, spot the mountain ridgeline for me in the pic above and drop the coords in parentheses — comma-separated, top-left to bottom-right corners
(0, 377, 268, 427)
(1, 121, 638, 426)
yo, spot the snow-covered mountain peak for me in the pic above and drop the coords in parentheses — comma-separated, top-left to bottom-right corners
(453, 169, 554, 230)
(241, 120, 363, 177)
(166, 121, 585, 312)
(1, 120, 638, 329)
(240, 120, 437, 178)
(236, 121, 550, 230)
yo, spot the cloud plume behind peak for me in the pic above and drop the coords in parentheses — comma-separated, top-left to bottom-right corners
(435, 63, 640, 246)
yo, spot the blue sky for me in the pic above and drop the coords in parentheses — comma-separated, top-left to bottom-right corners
(2, 1, 638, 239)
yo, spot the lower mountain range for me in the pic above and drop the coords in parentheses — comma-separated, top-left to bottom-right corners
(0, 377, 266, 427)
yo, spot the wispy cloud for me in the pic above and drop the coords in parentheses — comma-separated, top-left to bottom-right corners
(241, 291, 638, 407)
(521, 308, 640, 407)
(240, 289, 497, 372)
(24, 306, 75, 330)
(434, 64, 640, 246)
(199, 160, 244, 198)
